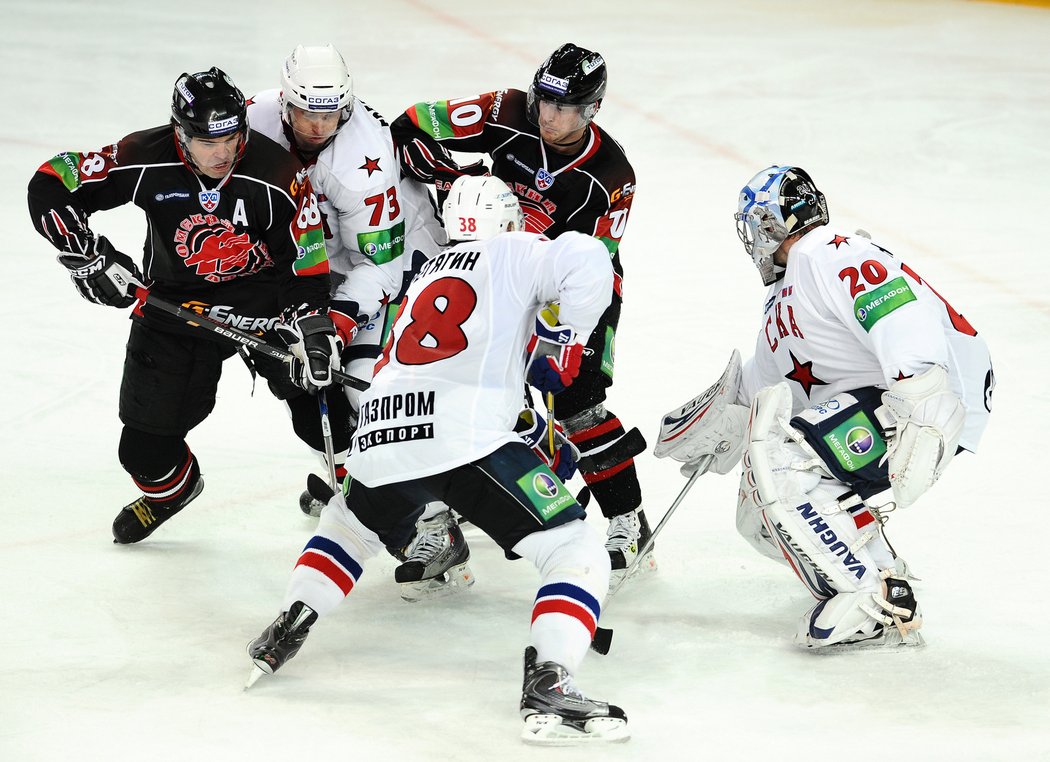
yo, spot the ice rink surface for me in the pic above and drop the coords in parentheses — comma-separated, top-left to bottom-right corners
(2, 1, 1048, 759)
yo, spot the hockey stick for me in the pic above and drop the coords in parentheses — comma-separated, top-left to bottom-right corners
(545, 391, 556, 458)
(133, 287, 369, 392)
(317, 389, 340, 492)
(590, 455, 711, 655)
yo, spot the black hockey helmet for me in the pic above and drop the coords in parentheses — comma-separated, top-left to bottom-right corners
(526, 43, 607, 125)
(171, 67, 248, 140)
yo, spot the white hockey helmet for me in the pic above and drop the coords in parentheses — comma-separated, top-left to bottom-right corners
(734, 166, 828, 286)
(442, 175, 525, 241)
(280, 44, 354, 127)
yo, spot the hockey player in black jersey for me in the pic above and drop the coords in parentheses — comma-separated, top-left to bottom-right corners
(392, 43, 651, 584)
(27, 67, 353, 544)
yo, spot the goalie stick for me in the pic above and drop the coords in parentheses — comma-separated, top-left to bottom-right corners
(133, 287, 369, 392)
(590, 455, 711, 655)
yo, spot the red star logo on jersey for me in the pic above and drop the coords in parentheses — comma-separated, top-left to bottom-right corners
(829, 235, 850, 249)
(785, 351, 828, 397)
(359, 156, 381, 176)
(894, 370, 913, 381)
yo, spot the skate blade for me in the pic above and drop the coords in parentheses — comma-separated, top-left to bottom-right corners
(244, 664, 269, 690)
(609, 551, 658, 590)
(521, 714, 629, 745)
(399, 562, 475, 603)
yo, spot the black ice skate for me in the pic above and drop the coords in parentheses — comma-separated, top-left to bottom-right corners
(245, 601, 318, 688)
(393, 510, 474, 602)
(605, 508, 657, 586)
(519, 646, 628, 745)
(112, 476, 204, 545)
(299, 489, 325, 517)
(299, 473, 336, 518)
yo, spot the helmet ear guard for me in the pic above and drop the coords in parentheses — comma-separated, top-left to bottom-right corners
(441, 176, 525, 241)
(735, 166, 829, 285)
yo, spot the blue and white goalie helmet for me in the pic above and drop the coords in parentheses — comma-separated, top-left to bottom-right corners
(442, 176, 524, 241)
(734, 166, 828, 285)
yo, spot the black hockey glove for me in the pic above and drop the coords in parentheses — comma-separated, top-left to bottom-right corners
(399, 136, 488, 204)
(38, 203, 93, 256)
(276, 310, 341, 391)
(58, 236, 144, 309)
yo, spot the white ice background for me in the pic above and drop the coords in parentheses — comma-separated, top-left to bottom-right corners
(1, 1, 1048, 760)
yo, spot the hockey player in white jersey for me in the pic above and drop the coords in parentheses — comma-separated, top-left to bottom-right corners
(654, 165, 993, 650)
(246, 176, 628, 744)
(247, 44, 446, 502)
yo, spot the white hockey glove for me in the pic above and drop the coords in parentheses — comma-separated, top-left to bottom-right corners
(276, 309, 341, 391)
(878, 364, 965, 509)
(654, 349, 748, 476)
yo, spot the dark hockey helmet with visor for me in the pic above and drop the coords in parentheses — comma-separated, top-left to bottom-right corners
(171, 67, 249, 150)
(735, 166, 829, 286)
(526, 43, 607, 126)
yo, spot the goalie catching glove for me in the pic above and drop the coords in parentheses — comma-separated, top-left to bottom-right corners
(58, 235, 144, 309)
(654, 349, 749, 476)
(515, 408, 579, 482)
(877, 364, 965, 509)
(276, 308, 341, 391)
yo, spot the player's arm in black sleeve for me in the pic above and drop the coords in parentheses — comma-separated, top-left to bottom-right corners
(391, 99, 491, 199)
(27, 138, 145, 307)
(27, 140, 139, 254)
(271, 168, 332, 319)
(269, 169, 343, 389)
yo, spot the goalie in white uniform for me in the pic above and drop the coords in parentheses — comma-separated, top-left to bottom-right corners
(655, 165, 993, 649)
(245, 176, 629, 745)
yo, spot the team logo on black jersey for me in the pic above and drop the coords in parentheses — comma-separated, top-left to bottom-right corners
(199, 190, 220, 212)
(518, 199, 555, 234)
(535, 168, 554, 191)
(175, 215, 271, 283)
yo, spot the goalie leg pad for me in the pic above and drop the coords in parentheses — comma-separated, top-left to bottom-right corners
(743, 384, 895, 597)
(735, 474, 788, 564)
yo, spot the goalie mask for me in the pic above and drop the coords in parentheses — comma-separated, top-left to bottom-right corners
(442, 175, 525, 241)
(734, 166, 829, 286)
